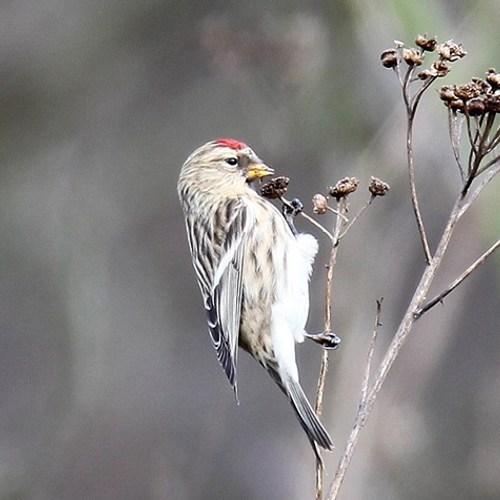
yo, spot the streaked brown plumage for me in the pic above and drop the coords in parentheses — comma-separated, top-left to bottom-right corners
(178, 139, 333, 458)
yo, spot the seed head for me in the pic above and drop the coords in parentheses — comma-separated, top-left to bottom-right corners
(432, 60, 451, 77)
(485, 94, 500, 113)
(466, 97, 486, 116)
(418, 69, 435, 80)
(260, 176, 290, 199)
(415, 35, 437, 52)
(454, 82, 482, 100)
(402, 47, 425, 66)
(439, 85, 456, 102)
(328, 177, 359, 199)
(486, 68, 500, 89)
(369, 177, 390, 197)
(380, 49, 398, 69)
(312, 194, 329, 215)
(436, 41, 467, 62)
(449, 99, 465, 111)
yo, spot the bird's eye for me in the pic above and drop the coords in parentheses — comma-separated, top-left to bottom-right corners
(225, 157, 238, 166)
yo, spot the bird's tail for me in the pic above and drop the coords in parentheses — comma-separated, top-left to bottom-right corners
(285, 376, 333, 459)
(268, 367, 333, 460)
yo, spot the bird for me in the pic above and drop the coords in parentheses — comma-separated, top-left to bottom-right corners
(177, 138, 336, 459)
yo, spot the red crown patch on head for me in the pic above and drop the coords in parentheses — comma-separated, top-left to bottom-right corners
(216, 138, 248, 150)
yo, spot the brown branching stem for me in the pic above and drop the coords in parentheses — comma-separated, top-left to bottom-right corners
(338, 195, 374, 240)
(325, 123, 500, 498)
(326, 195, 463, 500)
(300, 211, 335, 242)
(325, 47, 500, 499)
(309, 41, 500, 500)
(414, 237, 500, 318)
(361, 300, 383, 405)
(404, 68, 433, 264)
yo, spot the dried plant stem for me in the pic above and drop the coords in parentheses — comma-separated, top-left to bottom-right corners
(457, 163, 500, 219)
(315, 197, 348, 500)
(399, 62, 435, 264)
(448, 110, 465, 180)
(326, 198, 463, 500)
(361, 300, 383, 404)
(339, 195, 374, 240)
(325, 130, 500, 500)
(300, 211, 335, 242)
(407, 116, 432, 264)
(414, 237, 500, 318)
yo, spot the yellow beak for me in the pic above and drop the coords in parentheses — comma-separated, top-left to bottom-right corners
(246, 163, 274, 182)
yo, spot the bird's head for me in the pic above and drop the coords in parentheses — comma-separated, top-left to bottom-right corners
(179, 139, 274, 194)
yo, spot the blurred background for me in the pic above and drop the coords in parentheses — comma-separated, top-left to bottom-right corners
(1, 0, 500, 499)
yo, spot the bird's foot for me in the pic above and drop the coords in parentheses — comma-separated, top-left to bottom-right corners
(304, 331, 341, 350)
(282, 198, 304, 235)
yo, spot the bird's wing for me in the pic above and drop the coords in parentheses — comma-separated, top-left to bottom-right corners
(185, 198, 251, 391)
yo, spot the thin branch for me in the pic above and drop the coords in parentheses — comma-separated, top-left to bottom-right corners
(315, 197, 348, 500)
(487, 123, 500, 151)
(448, 108, 465, 180)
(361, 300, 383, 404)
(410, 75, 437, 116)
(401, 65, 414, 114)
(407, 114, 433, 263)
(300, 211, 335, 242)
(414, 238, 500, 318)
(458, 162, 500, 219)
(327, 300, 383, 499)
(465, 112, 480, 156)
(327, 206, 350, 222)
(477, 152, 500, 176)
(338, 195, 375, 240)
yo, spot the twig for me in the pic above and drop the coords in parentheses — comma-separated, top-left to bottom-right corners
(338, 195, 374, 240)
(327, 206, 349, 222)
(327, 300, 383, 500)
(315, 197, 348, 500)
(414, 238, 500, 318)
(361, 300, 383, 404)
(406, 111, 432, 264)
(300, 212, 335, 242)
(457, 162, 500, 219)
(448, 109, 465, 181)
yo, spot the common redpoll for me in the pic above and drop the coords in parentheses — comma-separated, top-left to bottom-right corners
(178, 139, 335, 457)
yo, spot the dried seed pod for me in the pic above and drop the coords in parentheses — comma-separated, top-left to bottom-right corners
(472, 77, 491, 94)
(260, 176, 290, 199)
(485, 94, 500, 113)
(439, 85, 457, 102)
(312, 194, 329, 215)
(486, 68, 500, 89)
(466, 97, 486, 116)
(402, 47, 425, 66)
(449, 99, 465, 111)
(436, 41, 467, 62)
(328, 177, 359, 199)
(380, 49, 398, 68)
(415, 35, 437, 52)
(369, 177, 390, 196)
(418, 69, 436, 80)
(432, 60, 451, 77)
(454, 83, 482, 100)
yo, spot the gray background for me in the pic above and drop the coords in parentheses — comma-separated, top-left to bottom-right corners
(1, 1, 499, 499)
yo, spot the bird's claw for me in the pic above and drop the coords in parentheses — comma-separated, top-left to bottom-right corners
(282, 198, 304, 236)
(282, 198, 304, 218)
(305, 331, 341, 350)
